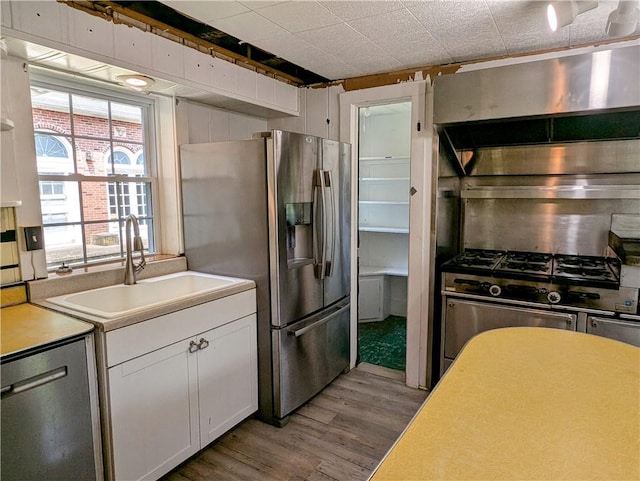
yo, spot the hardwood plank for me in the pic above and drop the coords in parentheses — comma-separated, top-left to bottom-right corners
(296, 401, 338, 425)
(161, 367, 428, 481)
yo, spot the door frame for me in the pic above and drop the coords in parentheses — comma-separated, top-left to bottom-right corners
(339, 81, 434, 389)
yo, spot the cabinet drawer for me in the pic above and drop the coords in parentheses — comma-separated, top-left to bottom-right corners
(106, 289, 256, 367)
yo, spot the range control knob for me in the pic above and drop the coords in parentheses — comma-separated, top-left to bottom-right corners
(488, 285, 502, 297)
(547, 291, 562, 304)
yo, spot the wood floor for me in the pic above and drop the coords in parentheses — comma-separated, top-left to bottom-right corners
(161, 367, 428, 481)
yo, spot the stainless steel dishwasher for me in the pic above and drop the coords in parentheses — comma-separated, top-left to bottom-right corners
(1, 335, 102, 481)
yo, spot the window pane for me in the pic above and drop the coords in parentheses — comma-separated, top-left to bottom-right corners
(104, 181, 131, 220)
(43, 224, 84, 267)
(75, 138, 111, 176)
(112, 102, 143, 143)
(31, 87, 71, 135)
(40, 181, 81, 224)
(35, 134, 74, 175)
(72, 94, 110, 138)
(81, 180, 111, 223)
(135, 182, 152, 217)
(109, 147, 138, 176)
(85, 221, 124, 264)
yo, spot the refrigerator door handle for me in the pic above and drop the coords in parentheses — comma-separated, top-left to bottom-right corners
(324, 170, 336, 277)
(286, 303, 350, 338)
(314, 169, 328, 279)
(312, 171, 321, 272)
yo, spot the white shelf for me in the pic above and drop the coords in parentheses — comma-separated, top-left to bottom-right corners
(360, 265, 408, 277)
(359, 226, 408, 234)
(359, 200, 409, 206)
(359, 156, 409, 161)
(359, 177, 410, 182)
(1, 118, 15, 131)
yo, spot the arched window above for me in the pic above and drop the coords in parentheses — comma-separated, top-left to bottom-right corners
(109, 151, 131, 165)
(35, 134, 68, 158)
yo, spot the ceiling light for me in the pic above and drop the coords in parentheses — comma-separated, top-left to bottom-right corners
(606, 0, 639, 36)
(547, 1, 598, 31)
(116, 74, 155, 89)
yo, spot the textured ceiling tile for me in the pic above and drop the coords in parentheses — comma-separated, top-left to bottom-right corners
(256, 1, 342, 33)
(252, 32, 303, 54)
(239, 1, 289, 9)
(304, 57, 362, 79)
(163, 1, 249, 22)
(349, 54, 404, 75)
(348, 7, 425, 39)
(212, 11, 286, 42)
(408, 0, 506, 59)
(487, 0, 570, 54)
(297, 23, 372, 54)
(380, 33, 455, 67)
(320, 1, 405, 21)
(293, 45, 360, 78)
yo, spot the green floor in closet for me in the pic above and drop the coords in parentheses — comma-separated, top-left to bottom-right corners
(358, 315, 406, 371)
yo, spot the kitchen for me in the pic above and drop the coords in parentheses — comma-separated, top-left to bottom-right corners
(1, 1, 639, 480)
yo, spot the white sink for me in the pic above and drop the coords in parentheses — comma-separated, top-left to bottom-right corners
(46, 271, 248, 319)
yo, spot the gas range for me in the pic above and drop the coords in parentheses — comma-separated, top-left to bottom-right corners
(442, 250, 638, 314)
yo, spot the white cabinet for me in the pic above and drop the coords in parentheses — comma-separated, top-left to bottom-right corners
(196, 316, 257, 445)
(105, 290, 257, 481)
(359, 275, 389, 321)
(358, 157, 410, 233)
(109, 338, 199, 481)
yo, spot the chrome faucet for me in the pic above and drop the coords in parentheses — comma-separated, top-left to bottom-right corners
(124, 214, 146, 285)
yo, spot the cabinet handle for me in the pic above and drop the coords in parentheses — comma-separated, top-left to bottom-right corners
(198, 338, 210, 350)
(591, 320, 597, 328)
(566, 319, 572, 325)
(188, 340, 200, 353)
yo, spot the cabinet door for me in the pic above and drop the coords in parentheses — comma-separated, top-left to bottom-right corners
(196, 314, 258, 447)
(587, 316, 640, 347)
(443, 298, 576, 359)
(108, 340, 199, 481)
(359, 276, 383, 321)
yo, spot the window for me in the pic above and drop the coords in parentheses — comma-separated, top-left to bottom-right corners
(32, 82, 156, 268)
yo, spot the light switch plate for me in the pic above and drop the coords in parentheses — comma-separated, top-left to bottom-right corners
(24, 226, 44, 251)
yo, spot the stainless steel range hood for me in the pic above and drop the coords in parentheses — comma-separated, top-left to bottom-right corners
(434, 45, 640, 151)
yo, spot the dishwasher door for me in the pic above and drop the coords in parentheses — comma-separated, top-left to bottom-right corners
(442, 298, 576, 374)
(1, 338, 98, 481)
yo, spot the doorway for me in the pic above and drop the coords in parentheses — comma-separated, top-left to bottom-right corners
(357, 102, 411, 374)
(340, 80, 432, 390)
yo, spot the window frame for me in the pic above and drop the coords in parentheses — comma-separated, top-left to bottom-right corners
(31, 75, 159, 270)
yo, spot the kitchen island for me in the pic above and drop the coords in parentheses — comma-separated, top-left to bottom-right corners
(369, 327, 640, 480)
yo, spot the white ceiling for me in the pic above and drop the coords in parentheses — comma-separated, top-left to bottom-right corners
(161, 0, 639, 81)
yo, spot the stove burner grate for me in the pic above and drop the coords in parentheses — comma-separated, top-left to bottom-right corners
(501, 262, 550, 273)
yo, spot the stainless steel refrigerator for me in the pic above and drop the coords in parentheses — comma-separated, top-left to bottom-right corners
(180, 130, 351, 425)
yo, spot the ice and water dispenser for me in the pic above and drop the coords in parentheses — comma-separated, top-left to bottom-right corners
(286, 202, 313, 265)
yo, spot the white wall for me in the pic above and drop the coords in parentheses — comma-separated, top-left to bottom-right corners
(268, 85, 343, 141)
(1, 57, 47, 280)
(176, 99, 268, 144)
